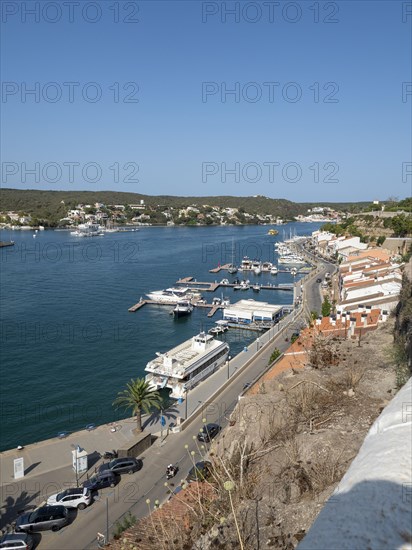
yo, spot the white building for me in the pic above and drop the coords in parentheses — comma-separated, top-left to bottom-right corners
(223, 299, 283, 325)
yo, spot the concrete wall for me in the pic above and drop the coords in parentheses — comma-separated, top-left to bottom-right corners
(298, 378, 412, 550)
(117, 432, 152, 458)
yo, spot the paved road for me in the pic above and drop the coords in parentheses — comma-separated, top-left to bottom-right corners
(1, 247, 331, 549)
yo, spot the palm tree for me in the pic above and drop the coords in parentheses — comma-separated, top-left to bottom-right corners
(113, 378, 163, 433)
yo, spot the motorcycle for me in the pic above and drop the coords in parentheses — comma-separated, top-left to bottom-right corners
(166, 465, 178, 480)
(103, 449, 118, 460)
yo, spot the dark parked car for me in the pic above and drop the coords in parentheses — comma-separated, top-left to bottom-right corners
(83, 470, 119, 491)
(15, 505, 69, 533)
(0, 532, 35, 550)
(316, 278, 322, 283)
(197, 423, 221, 443)
(186, 461, 212, 482)
(98, 457, 143, 476)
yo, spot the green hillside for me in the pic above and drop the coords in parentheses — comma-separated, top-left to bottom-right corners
(0, 188, 389, 226)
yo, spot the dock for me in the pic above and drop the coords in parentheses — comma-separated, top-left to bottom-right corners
(176, 278, 294, 291)
(128, 299, 222, 316)
(209, 264, 231, 273)
(208, 264, 312, 275)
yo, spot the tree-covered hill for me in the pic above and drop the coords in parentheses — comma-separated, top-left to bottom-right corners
(0, 188, 378, 226)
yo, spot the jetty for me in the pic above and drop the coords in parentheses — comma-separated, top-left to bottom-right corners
(208, 263, 311, 275)
(175, 278, 293, 292)
(128, 298, 222, 316)
(209, 264, 231, 273)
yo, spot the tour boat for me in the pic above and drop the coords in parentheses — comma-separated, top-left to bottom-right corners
(145, 332, 229, 399)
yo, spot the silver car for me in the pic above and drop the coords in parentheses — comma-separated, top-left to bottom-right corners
(15, 505, 69, 532)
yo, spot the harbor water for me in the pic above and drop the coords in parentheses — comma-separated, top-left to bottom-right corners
(0, 223, 321, 451)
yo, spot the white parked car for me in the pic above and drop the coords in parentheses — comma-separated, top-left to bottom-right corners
(0, 533, 34, 550)
(47, 487, 92, 510)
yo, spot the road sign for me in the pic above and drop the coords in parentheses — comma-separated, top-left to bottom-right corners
(14, 457, 24, 479)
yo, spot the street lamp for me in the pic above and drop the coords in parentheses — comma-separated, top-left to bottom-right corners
(256, 337, 260, 351)
(178, 390, 188, 420)
(226, 355, 232, 380)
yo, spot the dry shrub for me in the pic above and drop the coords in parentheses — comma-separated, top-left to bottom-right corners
(309, 333, 339, 369)
(282, 438, 300, 466)
(285, 380, 337, 429)
(338, 366, 365, 390)
(266, 402, 299, 445)
(305, 447, 344, 495)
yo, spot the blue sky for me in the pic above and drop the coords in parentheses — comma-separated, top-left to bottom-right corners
(1, 0, 411, 202)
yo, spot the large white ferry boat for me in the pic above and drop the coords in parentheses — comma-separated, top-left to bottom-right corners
(146, 287, 201, 304)
(145, 332, 229, 399)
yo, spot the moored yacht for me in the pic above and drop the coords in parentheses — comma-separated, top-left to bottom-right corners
(70, 222, 104, 237)
(173, 300, 193, 318)
(278, 254, 306, 265)
(240, 257, 253, 271)
(228, 238, 237, 273)
(252, 261, 262, 275)
(146, 287, 201, 304)
(145, 332, 229, 399)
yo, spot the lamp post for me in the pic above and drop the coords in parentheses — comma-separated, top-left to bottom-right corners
(226, 355, 232, 380)
(256, 337, 260, 351)
(183, 389, 188, 419)
(106, 497, 109, 543)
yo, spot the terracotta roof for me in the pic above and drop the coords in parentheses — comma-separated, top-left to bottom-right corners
(107, 482, 216, 549)
(346, 249, 391, 262)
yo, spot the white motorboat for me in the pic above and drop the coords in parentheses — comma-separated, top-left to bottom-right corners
(70, 222, 104, 237)
(240, 257, 253, 270)
(278, 255, 306, 265)
(173, 300, 193, 318)
(147, 287, 201, 304)
(208, 325, 228, 335)
(270, 266, 278, 275)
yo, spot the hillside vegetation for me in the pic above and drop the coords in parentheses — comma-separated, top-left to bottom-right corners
(0, 188, 378, 226)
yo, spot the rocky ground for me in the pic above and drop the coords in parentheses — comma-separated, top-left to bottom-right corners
(107, 320, 399, 550)
(193, 319, 398, 549)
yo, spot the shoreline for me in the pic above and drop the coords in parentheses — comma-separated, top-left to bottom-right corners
(0, 227, 318, 453)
